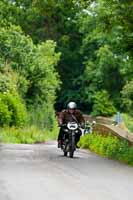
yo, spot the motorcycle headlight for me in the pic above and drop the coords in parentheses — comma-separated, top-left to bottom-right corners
(67, 122, 78, 130)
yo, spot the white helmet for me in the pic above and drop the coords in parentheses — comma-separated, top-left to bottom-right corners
(67, 101, 77, 109)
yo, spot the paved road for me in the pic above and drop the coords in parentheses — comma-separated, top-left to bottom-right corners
(0, 141, 132, 200)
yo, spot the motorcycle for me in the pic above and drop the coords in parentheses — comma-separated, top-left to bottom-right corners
(61, 122, 81, 158)
(84, 120, 96, 134)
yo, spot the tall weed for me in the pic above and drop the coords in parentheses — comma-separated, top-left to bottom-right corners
(0, 126, 45, 144)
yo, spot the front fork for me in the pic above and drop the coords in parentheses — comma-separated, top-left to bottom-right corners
(69, 131, 75, 150)
(63, 131, 75, 152)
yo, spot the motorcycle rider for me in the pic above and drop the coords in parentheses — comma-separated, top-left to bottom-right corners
(57, 101, 85, 148)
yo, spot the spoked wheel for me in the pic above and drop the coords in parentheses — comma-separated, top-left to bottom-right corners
(63, 142, 68, 157)
(69, 135, 75, 158)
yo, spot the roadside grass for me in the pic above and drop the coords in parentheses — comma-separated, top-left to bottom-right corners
(44, 125, 59, 141)
(122, 113, 133, 133)
(0, 126, 59, 144)
(79, 133, 133, 166)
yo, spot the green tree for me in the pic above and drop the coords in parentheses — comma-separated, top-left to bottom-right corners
(0, 66, 28, 126)
(0, 0, 88, 110)
(121, 80, 133, 116)
(75, 0, 133, 113)
(1, 0, 133, 116)
(0, 25, 60, 127)
(91, 90, 116, 116)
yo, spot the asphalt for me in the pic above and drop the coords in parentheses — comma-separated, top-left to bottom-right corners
(0, 141, 132, 200)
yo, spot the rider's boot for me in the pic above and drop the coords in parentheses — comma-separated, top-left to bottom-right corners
(58, 140, 63, 148)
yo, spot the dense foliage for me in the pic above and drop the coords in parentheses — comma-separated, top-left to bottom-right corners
(0, 92, 28, 126)
(0, 126, 46, 144)
(79, 133, 133, 165)
(0, 24, 60, 128)
(75, 0, 133, 113)
(0, 0, 133, 128)
(122, 114, 133, 133)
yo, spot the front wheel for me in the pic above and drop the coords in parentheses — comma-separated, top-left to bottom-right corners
(63, 141, 69, 157)
(69, 135, 75, 158)
(69, 151, 74, 158)
(64, 151, 68, 157)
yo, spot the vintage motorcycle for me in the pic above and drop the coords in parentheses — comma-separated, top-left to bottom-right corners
(84, 120, 96, 134)
(61, 122, 81, 158)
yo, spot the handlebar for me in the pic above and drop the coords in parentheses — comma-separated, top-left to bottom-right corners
(59, 123, 84, 128)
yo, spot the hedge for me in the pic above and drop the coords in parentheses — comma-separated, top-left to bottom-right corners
(79, 133, 133, 166)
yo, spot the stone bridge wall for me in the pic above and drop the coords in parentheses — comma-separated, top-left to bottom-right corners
(94, 124, 133, 145)
(83, 115, 133, 145)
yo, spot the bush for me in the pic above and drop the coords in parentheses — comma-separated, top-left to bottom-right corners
(122, 113, 133, 133)
(91, 90, 116, 116)
(0, 92, 28, 127)
(0, 99, 12, 126)
(0, 124, 59, 144)
(0, 26, 60, 130)
(0, 126, 46, 144)
(121, 80, 133, 116)
(79, 133, 133, 166)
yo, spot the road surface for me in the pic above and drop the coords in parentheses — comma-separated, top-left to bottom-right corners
(0, 141, 132, 200)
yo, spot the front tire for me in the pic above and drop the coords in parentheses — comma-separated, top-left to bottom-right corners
(69, 151, 74, 158)
(64, 151, 68, 157)
(63, 141, 68, 157)
(69, 135, 75, 158)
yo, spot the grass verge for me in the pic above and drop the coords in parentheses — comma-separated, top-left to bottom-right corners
(0, 126, 59, 144)
(79, 133, 133, 166)
(122, 113, 133, 133)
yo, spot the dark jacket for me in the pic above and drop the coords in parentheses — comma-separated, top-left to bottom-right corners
(58, 109, 85, 125)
